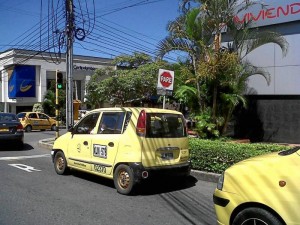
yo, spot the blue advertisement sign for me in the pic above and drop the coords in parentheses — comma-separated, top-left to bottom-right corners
(8, 65, 36, 98)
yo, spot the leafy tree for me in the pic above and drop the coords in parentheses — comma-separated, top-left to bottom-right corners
(85, 53, 171, 108)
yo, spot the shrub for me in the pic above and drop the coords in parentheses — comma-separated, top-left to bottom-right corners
(189, 138, 290, 174)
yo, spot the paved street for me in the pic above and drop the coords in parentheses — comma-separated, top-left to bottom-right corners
(0, 131, 217, 225)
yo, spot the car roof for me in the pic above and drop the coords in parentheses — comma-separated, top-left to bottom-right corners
(88, 107, 183, 115)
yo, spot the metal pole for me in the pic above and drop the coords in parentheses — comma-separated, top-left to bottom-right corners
(55, 70, 60, 139)
(66, 0, 74, 129)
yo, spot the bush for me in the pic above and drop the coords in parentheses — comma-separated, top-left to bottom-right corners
(189, 139, 290, 174)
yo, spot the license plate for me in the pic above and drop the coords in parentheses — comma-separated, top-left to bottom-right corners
(161, 152, 173, 160)
(0, 128, 8, 132)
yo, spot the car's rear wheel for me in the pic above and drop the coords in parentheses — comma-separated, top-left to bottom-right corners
(54, 151, 69, 175)
(25, 125, 32, 132)
(113, 164, 135, 195)
(232, 207, 283, 225)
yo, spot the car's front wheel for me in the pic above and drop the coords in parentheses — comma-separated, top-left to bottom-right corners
(54, 151, 69, 175)
(113, 164, 135, 195)
(51, 124, 56, 131)
(25, 125, 32, 132)
(233, 207, 283, 225)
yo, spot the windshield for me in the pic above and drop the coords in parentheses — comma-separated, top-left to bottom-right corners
(146, 113, 187, 138)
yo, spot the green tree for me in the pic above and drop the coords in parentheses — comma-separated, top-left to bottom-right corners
(85, 53, 171, 108)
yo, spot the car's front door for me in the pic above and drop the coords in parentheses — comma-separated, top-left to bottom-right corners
(28, 113, 40, 130)
(67, 112, 100, 172)
(90, 111, 125, 176)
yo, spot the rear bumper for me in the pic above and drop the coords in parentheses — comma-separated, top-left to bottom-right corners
(130, 161, 191, 182)
(0, 132, 24, 142)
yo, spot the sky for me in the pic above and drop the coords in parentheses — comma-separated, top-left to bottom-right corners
(0, 0, 184, 62)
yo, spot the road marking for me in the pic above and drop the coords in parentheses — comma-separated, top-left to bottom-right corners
(8, 164, 41, 172)
(0, 154, 50, 161)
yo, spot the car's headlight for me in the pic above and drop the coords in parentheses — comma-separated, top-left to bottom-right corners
(217, 172, 224, 190)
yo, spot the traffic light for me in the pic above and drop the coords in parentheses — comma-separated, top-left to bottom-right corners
(56, 71, 63, 89)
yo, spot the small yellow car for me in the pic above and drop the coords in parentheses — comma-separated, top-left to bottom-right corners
(213, 147, 300, 225)
(51, 107, 191, 195)
(17, 112, 56, 132)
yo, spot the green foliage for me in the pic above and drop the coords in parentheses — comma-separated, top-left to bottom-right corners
(193, 109, 223, 138)
(189, 138, 290, 174)
(86, 55, 171, 108)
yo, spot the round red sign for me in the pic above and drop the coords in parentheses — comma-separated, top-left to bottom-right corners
(160, 71, 173, 88)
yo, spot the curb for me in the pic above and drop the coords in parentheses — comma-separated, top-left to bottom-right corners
(38, 138, 220, 183)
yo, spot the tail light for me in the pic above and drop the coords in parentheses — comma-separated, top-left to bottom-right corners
(136, 110, 146, 137)
(17, 124, 24, 132)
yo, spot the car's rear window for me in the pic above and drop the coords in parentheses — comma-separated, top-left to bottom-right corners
(146, 113, 187, 138)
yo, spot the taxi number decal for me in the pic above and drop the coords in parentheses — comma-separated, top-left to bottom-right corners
(93, 144, 107, 159)
(94, 164, 106, 173)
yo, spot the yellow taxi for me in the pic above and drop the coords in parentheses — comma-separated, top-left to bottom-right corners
(213, 147, 300, 225)
(51, 107, 191, 195)
(17, 112, 56, 132)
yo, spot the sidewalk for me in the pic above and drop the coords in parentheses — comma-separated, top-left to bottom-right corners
(38, 138, 220, 183)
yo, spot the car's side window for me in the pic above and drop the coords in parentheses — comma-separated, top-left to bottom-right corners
(75, 113, 100, 134)
(38, 113, 48, 120)
(97, 112, 125, 134)
(29, 113, 37, 119)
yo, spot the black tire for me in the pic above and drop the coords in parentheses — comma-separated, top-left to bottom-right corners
(51, 124, 56, 131)
(25, 125, 32, 132)
(54, 151, 69, 175)
(233, 207, 283, 225)
(113, 164, 135, 195)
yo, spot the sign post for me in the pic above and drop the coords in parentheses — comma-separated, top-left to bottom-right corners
(157, 69, 174, 109)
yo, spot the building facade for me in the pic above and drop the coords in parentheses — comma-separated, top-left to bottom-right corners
(0, 49, 114, 114)
(233, 0, 300, 143)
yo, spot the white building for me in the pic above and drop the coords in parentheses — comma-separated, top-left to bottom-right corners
(0, 49, 114, 114)
(232, 0, 300, 143)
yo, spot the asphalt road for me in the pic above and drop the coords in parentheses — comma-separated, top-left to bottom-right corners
(0, 130, 217, 225)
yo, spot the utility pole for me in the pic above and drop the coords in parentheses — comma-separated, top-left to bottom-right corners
(66, 0, 74, 129)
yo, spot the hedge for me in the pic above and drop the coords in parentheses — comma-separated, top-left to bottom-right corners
(189, 139, 290, 174)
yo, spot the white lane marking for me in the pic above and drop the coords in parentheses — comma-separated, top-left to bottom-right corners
(8, 164, 42, 172)
(0, 154, 50, 161)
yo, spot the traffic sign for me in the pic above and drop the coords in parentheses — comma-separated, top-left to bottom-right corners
(157, 69, 174, 91)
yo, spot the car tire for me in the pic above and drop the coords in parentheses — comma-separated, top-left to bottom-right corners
(232, 207, 283, 225)
(54, 151, 69, 175)
(25, 125, 32, 132)
(51, 124, 56, 131)
(113, 164, 135, 195)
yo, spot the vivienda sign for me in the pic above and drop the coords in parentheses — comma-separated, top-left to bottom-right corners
(234, 0, 300, 27)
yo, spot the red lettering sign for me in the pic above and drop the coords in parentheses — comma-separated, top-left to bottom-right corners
(234, 3, 300, 24)
(160, 72, 173, 88)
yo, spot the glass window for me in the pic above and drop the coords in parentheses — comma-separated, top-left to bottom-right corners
(146, 113, 187, 138)
(38, 113, 49, 120)
(98, 112, 125, 134)
(75, 113, 100, 134)
(17, 113, 26, 119)
(29, 113, 38, 119)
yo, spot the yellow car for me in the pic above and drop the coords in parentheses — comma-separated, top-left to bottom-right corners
(51, 107, 191, 195)
(17, 112, 56, 132)
(213, 147, 300, 225)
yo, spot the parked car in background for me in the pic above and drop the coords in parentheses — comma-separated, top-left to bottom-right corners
(51, 107, 191, 195)
(0, 112, 24, 149)
(213, 147, 300, 225)
(17, 112, 56, 132)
